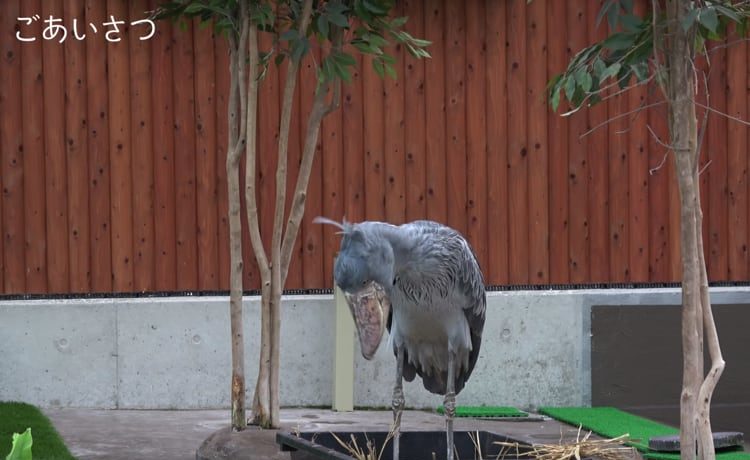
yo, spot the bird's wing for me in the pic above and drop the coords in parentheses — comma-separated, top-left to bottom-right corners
(455, 234, 486, 393)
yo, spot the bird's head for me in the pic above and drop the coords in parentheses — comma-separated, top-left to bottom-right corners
(314, 217, 394, 360)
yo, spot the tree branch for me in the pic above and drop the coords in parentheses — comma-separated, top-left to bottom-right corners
(580, 100, 666, 138)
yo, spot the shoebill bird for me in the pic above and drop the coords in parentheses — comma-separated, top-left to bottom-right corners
(315, 218, 486, 460)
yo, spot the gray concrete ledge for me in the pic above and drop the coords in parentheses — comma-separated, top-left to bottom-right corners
(2, 287, 748, 410)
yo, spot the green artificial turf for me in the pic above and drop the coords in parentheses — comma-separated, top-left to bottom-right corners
(436, 406, 528, 418)
(0, 402, 76, 460)
(540, 407, 750, 460)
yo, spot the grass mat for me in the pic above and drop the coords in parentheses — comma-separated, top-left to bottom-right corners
(540, 407, 749, 460)
(0, 402, 76, 460)
(436, 406, 528, 418)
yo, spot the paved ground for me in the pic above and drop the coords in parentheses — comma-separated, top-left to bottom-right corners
(44, 408, 599, 460)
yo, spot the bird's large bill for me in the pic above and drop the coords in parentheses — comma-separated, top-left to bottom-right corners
(344, 281, 391, 360)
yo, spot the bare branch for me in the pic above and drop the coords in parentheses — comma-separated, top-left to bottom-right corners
(698, 160, 712, 176)
(693, 100, 750, 126)
(580, 100, 666, 138)
(647, 123, 673, 150)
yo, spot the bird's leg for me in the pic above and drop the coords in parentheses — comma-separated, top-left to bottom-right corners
(392, 346, 405, 460)
(444, 351, 456, 460)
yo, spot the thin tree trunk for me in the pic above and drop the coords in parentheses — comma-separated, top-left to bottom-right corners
(665, 2, 701, 459)
(268, 0, 315, 429)
(227, 5, 250, 432)
(244, 18, 273, 427)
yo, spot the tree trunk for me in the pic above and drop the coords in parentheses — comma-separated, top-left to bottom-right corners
(664, 2, 701, 459)
(244, 17, 273, 428)
(665, 2, 726, 459)
(227, 6, 250, 432)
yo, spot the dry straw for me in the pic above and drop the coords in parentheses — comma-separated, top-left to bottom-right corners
(330, 431, 395, 460)
(494, 426, 638, 460)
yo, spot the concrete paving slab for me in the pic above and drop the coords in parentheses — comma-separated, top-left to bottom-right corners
(44, 408, 635, 460)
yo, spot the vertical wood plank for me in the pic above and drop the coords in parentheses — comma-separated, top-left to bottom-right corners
(648, 99, 671, 281)
(465, 0, 487, 272)
(507, 0, 528, 284)
(726, 34, 748, 280)
(627, 70, 649, 281)
(587, 0, 609, 283)
(130, 0, 155, 291)
(151, 1, 176, 291)
(215, 36, 230, 290)
(1, 0, 25, 293)
(444, 0, 466, 236)
(362, 57, 386, 222)
(343, 54, 366, 224)
(695, 53, 710, 275)
(526, 0, 548, 284)
(485, 0, 508, 285)
(384, 10, 407, 225)
(423, 1, 447, 224)
(404, 0, 426, 222)
(300, 49, 324, 288)
(707, 42, 728, 280)
(108, 0, 134, 291)
(86, 0, 112, 292)
(172, 19, 198, 290)
(547, 0, 569, 284)
(22, 0, 48, 293)
(667, 146, 681, 281)
(567, 1, 589, 283)
(64, 0, 90, 292)
(322, 83, 344, 287)
(43, 0, 69, 292)
(696, 56, 711, 280)
(194, 18, 219, 290)
(608, 79, 629, 281)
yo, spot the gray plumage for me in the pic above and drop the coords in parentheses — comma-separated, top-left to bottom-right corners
(332, 219, 486, 396)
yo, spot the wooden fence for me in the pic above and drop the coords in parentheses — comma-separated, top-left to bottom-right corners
(0, 0, 747, 294)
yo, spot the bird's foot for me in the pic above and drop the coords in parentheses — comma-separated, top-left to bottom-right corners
(443, 392, 456, 418)
(392, 388, 405, 414)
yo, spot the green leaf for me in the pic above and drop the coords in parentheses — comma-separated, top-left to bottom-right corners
(184, 3, 204, 14)
(551, 85, 561, 111)
(327, 11, 350, 28)
(372, 58, 385, 78)
(593, 57, 606, 77)
(290, 37, 309, 62)
(577, 70, 593, 93)
(603, 32, 636, 51)
(333, 52, 357, 66)
(681, 8, 700, 31)
(6, 428, 33, 460)
(715, 5, 741, 24)
(600, 62, 621, 81)
(564, 75, 576, 101)
(595, 0, 617, 28)
(699, 7, 719, 34)
(390, 16, 408, 28)
(317, 15, 329, 38)
(333, 61, 352, 82)
(363, 0, 388, 15)
(619, 14, 642, 32)
(384, 62, 397, 79)
(631, 62, 649, 82)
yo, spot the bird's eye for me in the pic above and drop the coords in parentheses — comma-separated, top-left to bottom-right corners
(362, 280, 368, 286)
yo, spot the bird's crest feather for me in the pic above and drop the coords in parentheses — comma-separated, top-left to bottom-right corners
(312, 216, 355, 235)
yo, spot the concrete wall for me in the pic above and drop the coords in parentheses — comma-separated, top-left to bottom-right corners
(1, 288, 748, 410)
